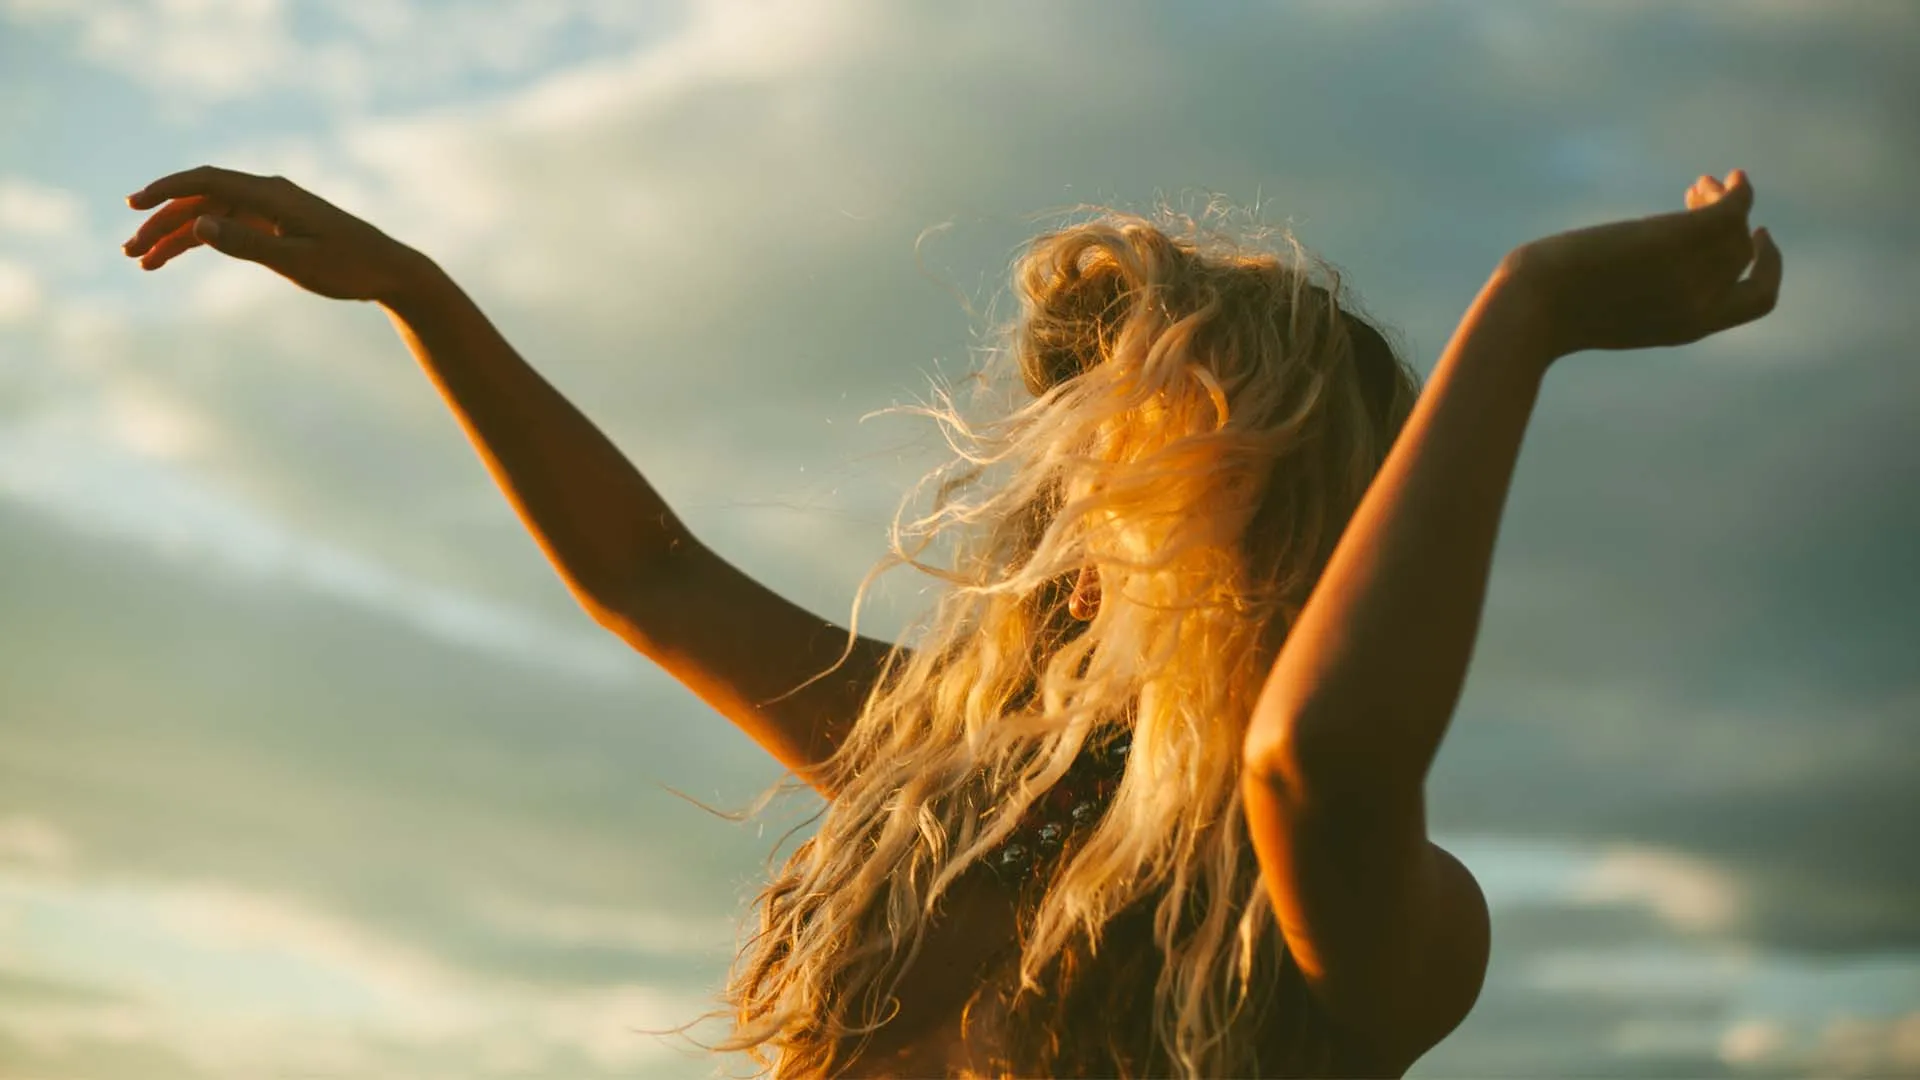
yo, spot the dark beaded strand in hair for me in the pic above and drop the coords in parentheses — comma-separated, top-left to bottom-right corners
(986, 731, 1131, 884)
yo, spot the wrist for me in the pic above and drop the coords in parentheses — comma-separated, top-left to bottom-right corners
(1482, 256, 1566, 377)
(376, 245, 456, 318)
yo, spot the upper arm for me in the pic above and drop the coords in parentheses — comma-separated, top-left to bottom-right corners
(593, 539, 903, 798)
(1241, 744, 1490, 1072)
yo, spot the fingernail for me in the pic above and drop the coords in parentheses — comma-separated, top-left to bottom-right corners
(195, 216, 220, 240)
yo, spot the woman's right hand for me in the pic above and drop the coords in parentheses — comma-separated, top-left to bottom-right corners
(122, 165, 430, 304)
(1501, 168, 1784, 361)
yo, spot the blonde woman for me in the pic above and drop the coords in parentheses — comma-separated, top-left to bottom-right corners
(123, 166, 1781, 1077)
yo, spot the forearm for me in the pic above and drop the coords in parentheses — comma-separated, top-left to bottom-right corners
(1246, 265, 1557, 793)
(380, 253, 693, 616)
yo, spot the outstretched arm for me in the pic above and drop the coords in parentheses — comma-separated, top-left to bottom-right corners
(379, 248, 703, 619)
(124, 166, 898, 794)
(1241, 170, 1782, 1069)
(382, 265, 896, 792)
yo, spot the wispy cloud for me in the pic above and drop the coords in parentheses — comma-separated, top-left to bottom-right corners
(0, 817, 726, 1077)
(0, 177, 85, 238)
(1525, 945, 1920, 1077)
(0, 409, 634, 684)
(0, 872, 714, 1077)
(0, 0, 684, 112)
(0, 815, 75, 873)
(469, 891, 738, 957)
(1450, 835, 1748, 936)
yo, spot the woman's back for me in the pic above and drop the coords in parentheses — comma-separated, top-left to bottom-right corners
(827, 861, 1390, 1078)
(830, 863, 1021, 1077)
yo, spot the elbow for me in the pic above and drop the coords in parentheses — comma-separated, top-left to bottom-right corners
(571, 568, 657, 649)
(1243, 705, 1423, 806)
(1242, 715, 1333, 806)
(578, 539, 704, 639)
(569, 576, 640, 636)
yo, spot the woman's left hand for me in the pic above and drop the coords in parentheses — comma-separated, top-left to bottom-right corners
(1501, 168, 1784, 361)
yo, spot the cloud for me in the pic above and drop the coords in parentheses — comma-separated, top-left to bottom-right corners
(0, 682, 742, 1078)
(1452, 835, 1751, 938)
(1571, 846, 1746, 937)
(469, 893, 737, 957)
(1808, 1010, 1920, 1078)
(39, 0, 1919, 655)
(1519, 944, 1920, 1078)
(0, 0, 685, 112)
(0, 409, 634, 685)
(0, 492, 786, 996)
(1686, 0, 1920, 34)
(3, 0, 297, 103)
(1719, 1016, 1789, 1067)
(0, 871, 716, 1077)
(0, 816, 75, 873)
(1423, 858, 1920, 1079)
(0, 258, 40, 321)
(1524, 944, 1760, 1000)
(0, 178, 85, 238)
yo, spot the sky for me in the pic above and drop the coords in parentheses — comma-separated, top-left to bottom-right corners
(1, 0, 1916, 1077)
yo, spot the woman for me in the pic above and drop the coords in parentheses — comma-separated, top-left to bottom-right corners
(123, 166, 1781, 1077)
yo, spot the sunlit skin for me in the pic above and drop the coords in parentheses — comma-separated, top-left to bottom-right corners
(123, 165, 1780, 1076)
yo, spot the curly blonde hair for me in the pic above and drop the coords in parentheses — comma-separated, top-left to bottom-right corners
(714, 203, 1420, 1077)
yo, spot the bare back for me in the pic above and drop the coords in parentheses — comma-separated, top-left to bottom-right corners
(829, 868, 1398, 1078)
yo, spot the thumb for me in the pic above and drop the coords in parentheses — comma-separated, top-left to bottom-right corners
(193, 214, 293, 266)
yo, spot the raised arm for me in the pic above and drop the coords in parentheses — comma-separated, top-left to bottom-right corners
(1240, 170, 1782, 1070)
(123, 166, 897, 795)
(379, 265, 895, 794)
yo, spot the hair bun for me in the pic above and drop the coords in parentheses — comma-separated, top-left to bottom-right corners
(1016, 248, 1131, 397)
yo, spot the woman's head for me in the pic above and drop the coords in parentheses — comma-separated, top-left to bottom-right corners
(717, 206, 1420, 1078)
(1009, 211, 1417, 672)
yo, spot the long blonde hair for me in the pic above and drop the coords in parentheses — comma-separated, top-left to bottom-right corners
(715, 204, 1420, 1077)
